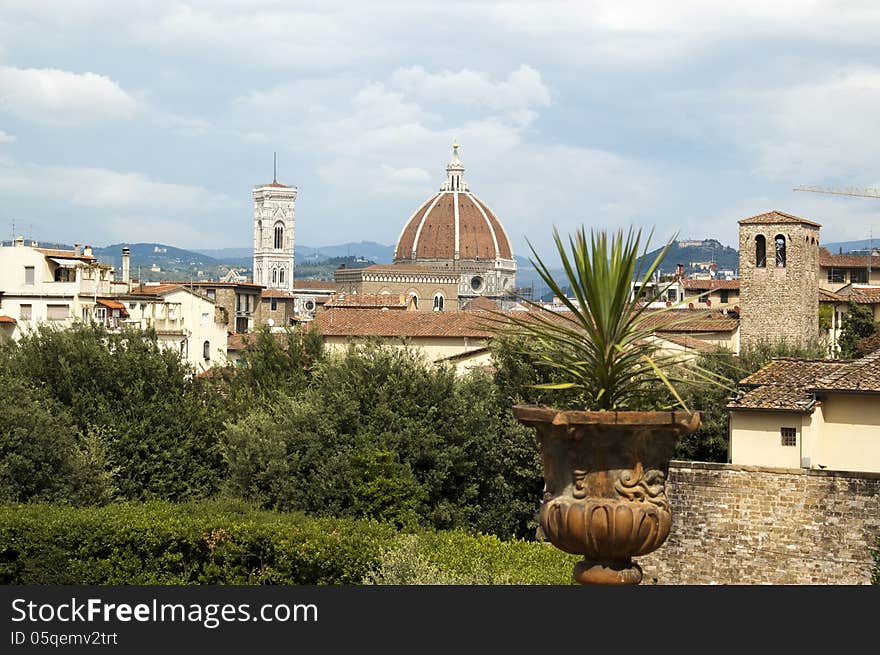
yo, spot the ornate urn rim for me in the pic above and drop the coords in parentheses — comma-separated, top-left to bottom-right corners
(512, 404, 701, 432)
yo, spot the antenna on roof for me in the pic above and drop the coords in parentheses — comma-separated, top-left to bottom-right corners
(273, 152, 277, 183)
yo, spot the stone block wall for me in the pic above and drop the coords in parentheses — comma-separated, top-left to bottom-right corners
(639, 461, 880, 585)
(738, 221, 819, 348)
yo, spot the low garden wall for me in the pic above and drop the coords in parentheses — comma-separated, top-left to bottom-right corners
(640, 461, 880, 585)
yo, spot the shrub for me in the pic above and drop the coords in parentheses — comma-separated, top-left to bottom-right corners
(0, 501, 394, 585)
(0, 502, 577, 585)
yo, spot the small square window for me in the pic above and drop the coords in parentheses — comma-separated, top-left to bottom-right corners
(781, 427, 797, 447)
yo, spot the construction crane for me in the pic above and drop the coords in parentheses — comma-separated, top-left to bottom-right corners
(793, 184, 880, 273)
(793, 184, 880, 199)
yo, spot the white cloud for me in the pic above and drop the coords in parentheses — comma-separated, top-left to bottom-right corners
(0, 130, 15, 143)
(0, 66, 137, 124)
(3, 165, 215, 209)
(390, 65, 551, 111)
(748, 68, 880, 181)
(0, 160, 242, 246)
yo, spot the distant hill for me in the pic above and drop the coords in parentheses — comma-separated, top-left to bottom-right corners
(194, 241, 395, 265)
(636, 238, 739, 277)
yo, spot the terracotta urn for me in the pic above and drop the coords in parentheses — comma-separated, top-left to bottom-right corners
(513, 406, 701, 585)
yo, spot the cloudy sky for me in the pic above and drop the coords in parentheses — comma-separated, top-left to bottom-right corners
(1, 1, 880, 257)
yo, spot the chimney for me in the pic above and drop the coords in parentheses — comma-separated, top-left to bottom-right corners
(122, 246, 131, 288)
(74, 243, 81, 256)
(13, 236, 24, 247)
(676, 263, 685, 279)
(83, 244, 93, 258)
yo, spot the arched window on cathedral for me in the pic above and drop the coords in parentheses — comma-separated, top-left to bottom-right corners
(203, 340, 210, 361)
(755, 235, 766, 268)
(279, 269, 284, 285)
(272, 269, 277, 284)
(433, 293, 444, 312)
(274, 223, 284, 250)
(775, 234, 786, 267)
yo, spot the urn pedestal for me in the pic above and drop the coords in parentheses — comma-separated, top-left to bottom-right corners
(513, 406, 701, 585)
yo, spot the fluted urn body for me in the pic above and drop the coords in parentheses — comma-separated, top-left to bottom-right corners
(513, 406, 701, 585)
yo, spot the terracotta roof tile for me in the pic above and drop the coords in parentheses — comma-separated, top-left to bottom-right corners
(133, 284, 184, 296)
(839, 286, 880, 304)
(311, 309, 495, 338)
(738, 210, 821, 228)
(682, 279, 740, 291)
(819, 288, 846, 302)
(857, 331, 880, 356)
(394, 190, 514, 263)
(0, 315, 16, 324)
(728, 359, 848, 412)
(639, 309, 739, 333)
(818, 247, 880, 268)
(96, 298, 130, 317)
(812, 349, 880, 392)
(35, 248, 95, 261)
(462, 296, 500, 311)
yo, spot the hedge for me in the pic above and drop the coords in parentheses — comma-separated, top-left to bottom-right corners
(0, 501, 578, 585)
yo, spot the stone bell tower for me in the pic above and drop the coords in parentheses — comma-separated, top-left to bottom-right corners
(252, 158, 296, 292)
(738, 210, 821, 349)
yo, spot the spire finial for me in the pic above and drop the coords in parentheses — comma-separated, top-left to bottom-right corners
(441, 141, 468, 192)
(273, 152, 277, 183)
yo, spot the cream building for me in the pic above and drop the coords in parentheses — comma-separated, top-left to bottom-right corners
(120, 283, 229, 373)
(0, 238, 115, 338)
(727, 355, 880, 473)
(308, 308, 494, 373)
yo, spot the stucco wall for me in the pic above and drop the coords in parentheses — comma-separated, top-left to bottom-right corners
(818, 394, 880, 473)
(322, 335, 489, 365)
(729, 411, 806, 469)
(639, 462, 880, 585)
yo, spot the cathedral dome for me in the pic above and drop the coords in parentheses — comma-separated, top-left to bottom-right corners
(394, 144, 513, 263)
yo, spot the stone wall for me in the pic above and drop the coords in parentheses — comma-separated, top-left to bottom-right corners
(639, 461, 880, 585)
(738, 221, 819, 348)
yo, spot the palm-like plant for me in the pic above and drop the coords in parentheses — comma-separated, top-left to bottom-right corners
(497, 226, 719, 411)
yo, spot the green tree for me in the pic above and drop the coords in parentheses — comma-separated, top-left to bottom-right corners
(0, 324, 229, 500)
(0, 376, 80, 503)
(838, 301, 876, 359)
(220, 340, 544, 538)
(225, 325, 324, 404)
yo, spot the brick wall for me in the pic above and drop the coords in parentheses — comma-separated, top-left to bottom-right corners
(639, 461, 880, 585)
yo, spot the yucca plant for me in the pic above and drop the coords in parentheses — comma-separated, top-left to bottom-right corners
(495, 226, 723, 411)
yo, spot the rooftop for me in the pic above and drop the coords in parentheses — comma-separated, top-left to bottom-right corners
(738, 210, 821, 228)
(724, 355, 880, 412)
(639, 309, 739, 333)
(812, 349, 880, 393)
(819, 247, 880, 269)
(311, 309, 495, 338)
(681, 279, 740, 291)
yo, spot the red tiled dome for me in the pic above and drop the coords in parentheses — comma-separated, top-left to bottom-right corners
(393, 144, 513, 263)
